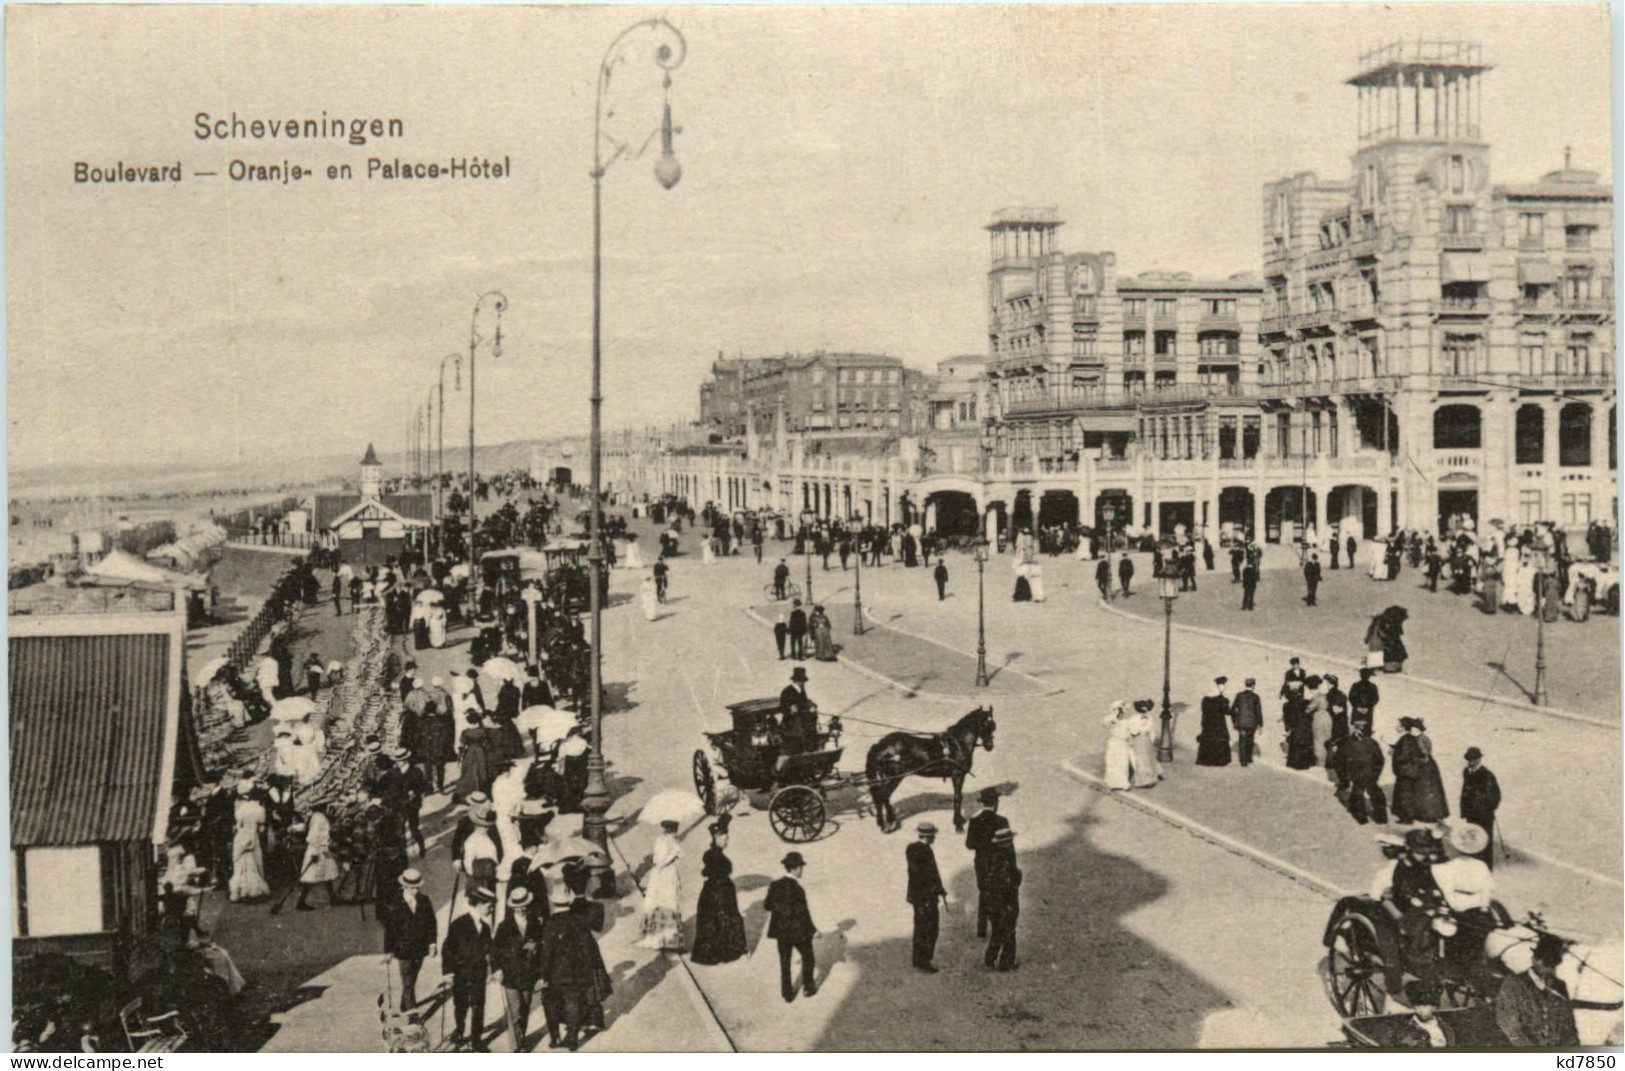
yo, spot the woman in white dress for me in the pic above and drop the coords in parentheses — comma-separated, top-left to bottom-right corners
(1028, 562, 1046, 602)
(451, 673, 479, 718)
(290, 714, 325, 785)
(272, 727, 300, 780)
(228, 786, 270, 901)
(1514, 545, 1540, 615)
(623, 537, 645, 570)
(640, 573, 660, 622)
(638, 820, 685, 950)
(295, 804, 342, 909)
(256, 654, 281, 705)
(1366, 538, 1388, 580)
(701, 536, 717, 565)
(427, 604, 448, 648)
(1102, 701, 1134, 790)
(1126, 699, 1163, 788)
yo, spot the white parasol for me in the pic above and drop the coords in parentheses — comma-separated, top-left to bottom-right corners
(558, 736, 589, 758)
(449, 563, 471, 579)
(639, 788, 706, 828)
(269, 696, 318, 723)
(414, 589, 444, 605)
(546, 834, 599, 864)
(196, 656, 229, 684)
(482, 656, 525, 683)
(515, 705, 577, 746)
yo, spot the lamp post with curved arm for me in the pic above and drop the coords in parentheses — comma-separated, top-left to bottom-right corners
(467, 291, 507, 608)
(582, 17, 687, 895)
(436, 353, 461, 555)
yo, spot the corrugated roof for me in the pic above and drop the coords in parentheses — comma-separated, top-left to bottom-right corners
(316, 492, 434, 529)
(382, 493, 433, 522)
(11, 633, 173, 846)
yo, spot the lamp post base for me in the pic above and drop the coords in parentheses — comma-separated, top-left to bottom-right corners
(580, 754, 619, 898)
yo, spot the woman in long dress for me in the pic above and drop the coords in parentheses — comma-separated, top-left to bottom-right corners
(1391, 717, 1449, 823)
(427, 605, 448, 648)
(290, 714, 325, 785)
(419, 698, 457, 794)
(638, 820, 685, 951)
(641, 573, 660, 622)
(455, 713, 495, 804)
(624, 538, 645, 570)
(1127, 699, 1162, 787)
(228, 787, 270, 901)
(295, 804, 342, 909)
(702, 536, 717, 565)
(1282, 682, 1317, 769)
(811, 606, 837, 662)
(1028, 563, 1046, 603)
(690, 816, 748, 965)
(1102, 702, 1133, 789)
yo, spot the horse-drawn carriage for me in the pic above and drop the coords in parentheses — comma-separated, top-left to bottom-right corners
(1322, 837, 1622, 1046)
(692, 700, 998, 842)
(539, 540, 604, 612)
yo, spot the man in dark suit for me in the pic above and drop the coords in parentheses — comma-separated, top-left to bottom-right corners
(773, 559, 790, 600)
(964, 786, 1011, 938)
(538, 882, 612, 1050)
(983, 828, 1022, 971)
(1229, 678, 1263, 767)
(1303, 552, 1323, 606)
(934, 561, 949, 601)
(522, 666, 554, 709)
(779, 667, 818, 753)
(1240, 560, 1259, 610)
(774, 614, 789, 659)
(1231, 543, 1245, 582)
(906, 822, 947, 972)
(1339, 721, 1388, 825)
(765, 851, 818, 1002)
(1349, 667, 1381, 725)
(787, 599, 809, 660)
(1460, 747, 1501, 869)
(1118, 555, 1135, 597)
(380, 868, 437, 1011)
(331, 572, 344, 615)
(493, 887, 544, 1050)
(1095, 557, 1111, 599)
(397, 662, 419, 702)
(442, 888, 496, 1050)
(379, 748, 428, 859)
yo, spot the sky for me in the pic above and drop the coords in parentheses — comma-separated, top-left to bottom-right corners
(5, 3, 1612, 477)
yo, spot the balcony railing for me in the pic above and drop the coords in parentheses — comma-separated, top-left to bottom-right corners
(1507, 370, 1615, 390)
(1435, 296, 1489, 315)
(1261, 314, 1291, 335)
(1439, 233, 1484, 251)
(1435, 451, 1483, 474)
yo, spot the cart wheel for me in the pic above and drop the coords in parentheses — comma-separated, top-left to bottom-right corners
(1572, 584, 1592, 623)
(1327, 914, 1388, 1018)
(692, 750, 717, 816)
(768, 784, 826, 843)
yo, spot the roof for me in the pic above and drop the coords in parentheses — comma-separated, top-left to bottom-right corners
(361, 442, 381, 466)
(987, 206, 1063, 228)
(317, 491, 433, 530)
(11, 610, 187, 847)
(383, 493, 433, 523)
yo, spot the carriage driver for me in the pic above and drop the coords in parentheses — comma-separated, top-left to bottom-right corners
(778, 667, 820, 754)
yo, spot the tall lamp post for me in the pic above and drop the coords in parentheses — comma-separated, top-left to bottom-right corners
(467, 291, 508, 610)
(851, 515, 864, 635)
(581, 16, 687, 898)
(436, 353, 461, 552)
(1102, 504, 1116, 601)
(974, 535, 990, 687)
(1156, 569, 1179, 761)
(805, 518, 815, 606)
(1532, 547, 1553, 706)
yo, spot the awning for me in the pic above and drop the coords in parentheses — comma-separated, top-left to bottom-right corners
(1518, 261, 1558, 286)
(1441, 253, 1490, 283)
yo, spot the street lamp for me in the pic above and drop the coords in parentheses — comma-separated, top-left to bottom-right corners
(1102, 504, 1116, 602)
(1532, 547, 1553, 706)
(851, 515, 864, 635)
(974, 535, 990, 687)
(467, 291, 508, 611)
(436, 353, 462, 553)
(1156, 570, 1179, 761)
(581, 16, 687, 898)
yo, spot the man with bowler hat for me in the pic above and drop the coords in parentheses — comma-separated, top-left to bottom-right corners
(1460, 747, 1501, 869)
(764, 851, 818, 1002)
(906, 822, 947, 971)
(964, 786, 1011, 938)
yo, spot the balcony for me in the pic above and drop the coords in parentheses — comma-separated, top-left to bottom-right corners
(1434, 296, 1489, 317)
(1094, 456, 1135, 473)
(1305, 247, 1345, 272)
(1217, 456, 1260, 472)
(1261, 314, 1291, 335)
(1435, 450, 1483, 476)
(1153, 305, 1179, 324)
(1507, 370, 1615, 391)
(1564, 297, 1613, 317)
(1330, 452, 1394, 474)
(1292, 309, 1339, 332)
(1347, 235, 1379, 260)
(1440, 233, 1485, 252)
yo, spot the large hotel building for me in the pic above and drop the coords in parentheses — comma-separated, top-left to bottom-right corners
(608, 41, 1614, 549)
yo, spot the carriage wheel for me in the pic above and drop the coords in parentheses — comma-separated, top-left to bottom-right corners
(1573, 585, 1592, 623)
(692, 751, 717, 815)
(768, 785, 827, 843)
(1327, 914, 1388, 1018)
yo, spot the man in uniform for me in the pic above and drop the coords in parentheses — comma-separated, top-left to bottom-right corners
(964, 786, 1011, 938)
(1229, 678, 1263, 767)
(1460, 747, 1501, 869)
(1341, 720, 1388, 824)
(779, 667, 818, 754)
(905, 822, 947, 972)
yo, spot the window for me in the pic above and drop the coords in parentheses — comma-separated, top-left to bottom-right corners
(19, 847, 102, 937)
(1566, 225, 1596, 251)
(1204, 299, 1236, 319)
(811, 367, 825, 385)
(1218, 417, 1238, 460)
(1447, 155, 1467, 194)
(1565, 266, 1594, 302)
(1520, 333, 1549, 375)
(966, 399, 977, 421)
(1199, 333, 1240, 358)
(1519, 490, 1543, 525)
(1153, 331, 1177, 358)
(1154, 299, 1177, 320)
(1153, 370, 1177, 387)
(1520, 213, 1545, 245)
(1361, 268, 1380, 304)
(1123, 299, 1146, 319)
(1442, 334, 1479, 376)
(1242, 415, 1261, 459)
(1515, 405, 1544, 464)
(1560, 403, 1593, 466)
(1123, 331, 1145, 359)
(1564, 333, 1593, 375)
(1433, 405, 1483, 449)
(838, 414, 851, 429)
(1562, 493, 1593, 527)
(1276, 413, 1292, 458)
(1122, 370, 1145, 391)
(1444, 205, 1475, 235)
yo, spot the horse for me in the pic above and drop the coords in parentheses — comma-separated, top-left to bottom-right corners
(864, 706, 995, 834)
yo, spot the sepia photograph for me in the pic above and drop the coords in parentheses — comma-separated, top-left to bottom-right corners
(4, 1, 1619, 1053)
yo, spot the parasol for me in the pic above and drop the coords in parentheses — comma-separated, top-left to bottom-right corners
(414, 589, 445, 605)
(269, 696, 318, 723)
(546, 834, 599, 863)
(558, 736, 589, 758)
(516, 705, 577, 745)
(196, 656, 229, 683)
(639, 788, 706, 828)
(450, 563, 471, 579)
(482, 656, 525, 683)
